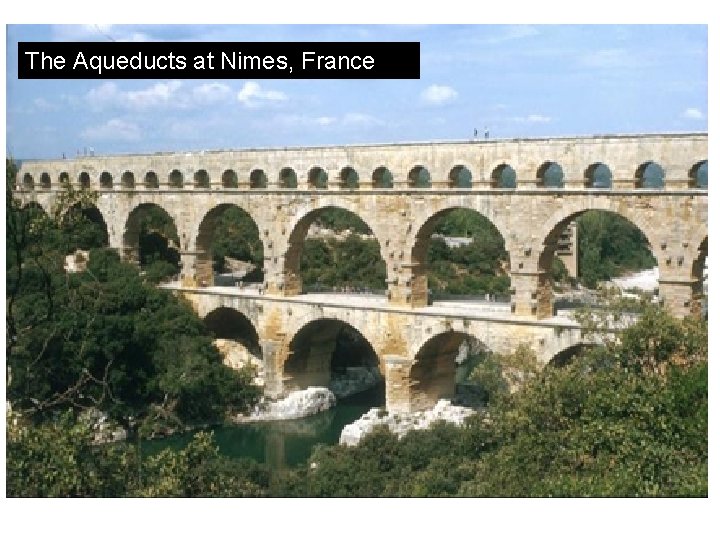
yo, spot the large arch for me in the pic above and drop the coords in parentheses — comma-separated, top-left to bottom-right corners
(534, 206, 659, 318)
(122, 203, 180, 269)
(282, 205, 388, 296)
(62, 202, 110, 250)
(410, 330, 483, 411)
(282, 318, 383, 398)
(409, 206, 511, 307)
(195, 203, 264, 287)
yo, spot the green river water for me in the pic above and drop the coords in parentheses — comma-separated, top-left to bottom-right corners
(140, 384, 385, 469)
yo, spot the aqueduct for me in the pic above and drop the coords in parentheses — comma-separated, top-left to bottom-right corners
(16, 133, 708, 412)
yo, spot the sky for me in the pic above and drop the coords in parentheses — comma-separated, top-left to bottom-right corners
(5, 24, 708, 160)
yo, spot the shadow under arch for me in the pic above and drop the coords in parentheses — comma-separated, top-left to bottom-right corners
(410, 330, 487, 411)
(195, 203, 264, 286)
(123, 202, 180, 268)
(282, 317, 383, 399)
(204, 306, 262, 358)
(409, 206, 511, 307)
(282, 205, 387, 296)
(547, 343, 599, 368)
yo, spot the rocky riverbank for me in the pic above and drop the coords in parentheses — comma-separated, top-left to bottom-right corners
(235, 387, 337, 423)
(339, 399, 477, 446)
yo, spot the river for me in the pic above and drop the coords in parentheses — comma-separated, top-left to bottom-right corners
(140, 384, 385, 468)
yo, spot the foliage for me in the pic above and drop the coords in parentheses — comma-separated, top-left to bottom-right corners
(576, 210, 656, 288)
(134, 431, 269, 497)
(300, 235, 387, 290)
(209, 206, 264, 273)
(6, 160, 261, 428)
(427, 210, 510, 295)
(6, 411, 140, 497)
(6, 416, 270, 497)
(272, 305, 707, 497)
(468, 344, 541, 404)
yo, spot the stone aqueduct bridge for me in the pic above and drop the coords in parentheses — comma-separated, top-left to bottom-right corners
(17, 133, 708, 412)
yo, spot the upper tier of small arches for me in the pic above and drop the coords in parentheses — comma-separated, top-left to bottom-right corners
(18, 159, 708, 191)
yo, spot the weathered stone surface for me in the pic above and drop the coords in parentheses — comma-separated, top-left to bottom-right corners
(15, 134, 707, 413)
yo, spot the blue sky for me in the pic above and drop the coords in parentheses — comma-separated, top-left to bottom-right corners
(6, 24, 708, 160)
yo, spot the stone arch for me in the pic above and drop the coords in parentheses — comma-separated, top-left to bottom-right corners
(409, 165, 431, 188)
(308, 166, 328, 189)
(282, 205, 387, 296)
(279, 167, 297, 188)
(635, 161, 665, 189)
(144, 171, 159, 189)
(123, 203, 181, 267)
(78, 171, 91, 189)
(547, 343, 595, 368)
(99, 171, 113, 189)
(59, 171, 70, 185)
(372, 166, 393, 188)
(448, 165, 472, 188)
(121, 170, 135, 189)
(409, 206, 511, 307)
(689, 160, 707, 189)
(204, 306, 262, 357)
(340, 166, 359, 189)
(40, 172, 51, 189)
(282, 317, 382, 394)
(222, 169, 239, 188)
(194, 203, 264, 287)
(62, 202, 110, 249)
(584, 162, 612, 188)
(194, 169, 210, 189)
(491, 163, 517, 188)
(410, 330, 483, 411)
(168, 169, 184, 188)
(537, 161, 564, 188)
(250, 169, 267, 189)
(21, 172, 34, 190)
(22, 200, 46, 215)
(532, 204, 659, 318)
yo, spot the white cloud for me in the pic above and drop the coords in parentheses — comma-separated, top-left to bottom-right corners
(81, 118, 141, 141)
(682, 107, 704, 119)
(86, 81, 185, 111)
(341, 113, 384, 127)
(124, 81, 184, 108)
(511, 114, 552, 123)
(580, 48, 635, 69)
(269, 112, 384, 130)
(420, 84, 458, 106)
(236, 82, 288, 108)
(32, 97, 56, 111)
(193, 82, 232, 103)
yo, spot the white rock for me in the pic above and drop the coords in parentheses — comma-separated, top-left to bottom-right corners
(339, 399, 477, 446)
(236, 387, 336, 423)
